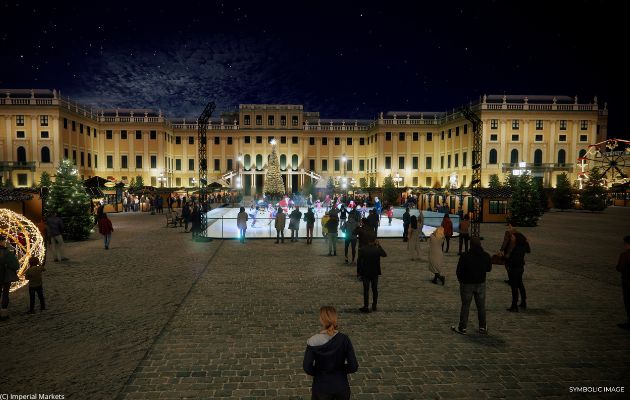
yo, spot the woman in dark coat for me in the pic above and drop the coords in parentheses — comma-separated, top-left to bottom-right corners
(506, 232, 531, 311)
(190, 204, 201, 239)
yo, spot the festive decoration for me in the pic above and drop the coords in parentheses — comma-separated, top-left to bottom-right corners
(506, 173, 542, 226)
(580, 167, 607, 212)
(0, 209, 45, 292)
(47, 160, 93, 240)
(578, 138, 630, 188)
(264, 140, 285, 197)
(382, 175, 398, 206)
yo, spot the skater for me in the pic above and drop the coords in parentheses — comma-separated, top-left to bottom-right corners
(386, 206, 393, 226)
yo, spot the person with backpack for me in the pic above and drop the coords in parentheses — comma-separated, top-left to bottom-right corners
(0, 235, 20, 321)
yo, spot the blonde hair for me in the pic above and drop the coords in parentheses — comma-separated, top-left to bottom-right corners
(319, 306, 338, 336)
(434, 227, 445, 240)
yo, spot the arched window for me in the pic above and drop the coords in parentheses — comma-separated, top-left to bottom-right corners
(534, 149, 543, 165)
(558, 149, 566, 165)
(255, 154, 262, 170)
(488, 149, 498, 164)
(17, 146, 27, 162)
(41, 146, 51, 163)
(291, 154, 298, 170)
(243, 154, 251, 170)
(510, 149, 519, 164)
(579, 149, 587, 158)
(280, 154, 287, 170)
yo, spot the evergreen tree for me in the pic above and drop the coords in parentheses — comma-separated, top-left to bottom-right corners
(504, 174, 518, 189)
(368, 177, 376, 190)
(359, 177, 368, 189)
(264, 141, 285, 197)
(47, 160, 93, 240)
(534, 177, 548, 214)
(39, 171, 52, 188)
(382, 175, 398, 206)
(580, 167, 608, 212)
(301, 181, 316, 199)
(507, 173, 541, 226)
(128, 177, 136, 191)
(135, 175, 145, 189)
(488, 174, 502, 189)
(552, 172, 573, 210)
(326, 177, 335, 197)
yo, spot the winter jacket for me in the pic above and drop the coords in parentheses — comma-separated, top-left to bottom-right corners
(0, 247, 20, 283)
(428, 233, 444, 271)
(616, 250, 630, 284)
(441, 218, 453, 237)
(25, 264, 45, 287)
(507, 232, 530, 269)
(289, 210, 302, 230)
(304, 210, 315, 225)
(47, 216, 64, 237)
(456, 247, 492, 284)
(236, 212, 248, 230)
(98, 217, 114, 235)
(303, 332, 358, 394)
(459, 220, 470, 234)
(326, 216, 339, 234)
(275, 212, 286, 230)
(358, 243, 387, 278)
(321, 215, 330, 235)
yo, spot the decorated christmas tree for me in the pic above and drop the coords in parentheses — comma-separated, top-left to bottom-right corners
(47, 160, 93, 240)
(264, 140, 285, 197)
(580, 167, 607, 212)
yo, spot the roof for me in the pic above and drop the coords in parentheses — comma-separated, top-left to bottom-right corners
(485, 94, 575, 104)
(0, 188, 34, 202)
(470, 187, 513, 198)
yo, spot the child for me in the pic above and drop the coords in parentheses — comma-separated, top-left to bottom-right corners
(386, 206, 394, 225)
(25, 257, 46, 314)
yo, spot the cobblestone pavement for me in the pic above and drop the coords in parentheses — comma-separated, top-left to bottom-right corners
(1, 208, 630, 399)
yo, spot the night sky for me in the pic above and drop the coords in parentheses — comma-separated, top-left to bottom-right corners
(1, 0, 626, 137)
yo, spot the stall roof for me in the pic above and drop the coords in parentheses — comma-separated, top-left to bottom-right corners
(0, 188, 34, 202)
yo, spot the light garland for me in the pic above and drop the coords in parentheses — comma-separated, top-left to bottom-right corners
(0, 209, 46, 293)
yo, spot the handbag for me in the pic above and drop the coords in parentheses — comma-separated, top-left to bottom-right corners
(491, 253, 506, 265)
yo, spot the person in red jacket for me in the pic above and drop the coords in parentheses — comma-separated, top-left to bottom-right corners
(441, 214, 453, 253)
(98, 213, 114, 250)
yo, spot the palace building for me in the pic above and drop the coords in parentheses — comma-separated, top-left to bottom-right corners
(0, 89, 608, 193)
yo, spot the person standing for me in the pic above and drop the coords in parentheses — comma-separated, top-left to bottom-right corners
(451, 238, 492, 335)
(98, 213, 114, 250)
(303, 306, 358, 399)
(25, 257, 46, 314)
(500, 223, 516, 284)
(358, 238, 387, 313)
(0, 235, 20, 321)
(402, 207, 410, 242)
(458, 214, 471, 255)
(190, 204, 201, 239)
(289, 206, 302, 242)
(326, 212, 339, 256)
(47, 212, 67, 262)
(304, 207, 316, 244)
(616, 235, 630, 330)
(441, 214, 453, 253)
(428, 227, 446, 285)
(237, 207, 248, 243)
(367, 209, 380, 237)
(408, 215, 420, 260)
(343, 209, 359, 264)
(182, 202, 191, 232)
(321, 211, 330, 246)
(506, 231, 531, 312)
(275, 207, 286, 244)
(386, 206, 393, 226)
(339, 204, 347, 229)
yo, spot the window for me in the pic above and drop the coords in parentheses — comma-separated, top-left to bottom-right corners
(441, 131, 445, 140)
(456, 127, 460, 136)
(579, 149, 587, 158)
(280, 154, 287, 170)
(175, 136, 181, 144)
(413, 177, 418, 186)
(94, 155, 98, 168)
(292, 116, 298, 126)
(359, 159, 365, 171)
(337, 157, 343, 171)
(385, 157, 391, 169)
(448, 129, 452, 139)
(256, 115, 262, 125)
(490, 119, 498, 129)
(40, 147, 51, 163)
(322, 159, 328, 171)
(189, 159, 194, 171)
(87, 153, 91, 167)
(440, 156, 444, 169)
(557, 149, 566, 165)
(447, 155, 451, 168)
(512, 120, 520, 129)
(488, 149, 498, 164)
(559, 134, 567, 142)
(512, 134, 519, 141)
(412, 156, 418, 169)
(385, 132, 392, 141)
(464, 124, 468, 134)
(256, 136, 262, 144)
(151, 177, 157, 186)
(150, 130, 157, 140)
(63, 118, 68, 129)
(309, 159, 315, 170)
(227, 137, 233, 145)
(64, 148, 68, 159)
(268, 137, 274, 144)
(534, 149, 543, 165)
(489, 200, 508, 214)
(510, 149, 519, 164)
(309, 137, 315, 145)
(40, 115, 48, 126)
(121, 155, 128, 169)
(426, 156, 432, 169)
(244, 136, 251, 144)
(463, 152, 467, 167)
(87, 127, 91, 135)
(227, 159, 233, 171)
(188, 136, 194, 145)
(335, 137, 340, 146)
(72, 150, 77, 164)
(93, 128, 97, 138)
(16, 115, 24, 126)
(413, 132, 418, 141)
(559, 120, 567, 130)
(292, 136, 298, 144)
(426, 177, 432, 187)
(455, 154, 459, 167)
(16, 131, 25, 138)
(426, 132, 432, 141)
(347, 137, 352, 145)
(176, 159, 182, 170)
(535, 134, 543, 142)
(135, 130, 142, 140)
(535, 120, 543, 130)
(17, 173, 28, 186)
(399, 156, 405, 169)
(136, 155, 143, 169)
(281, 136, 288, 144)
(281, 116, 287, 126)
(334, 159, 340, 171)
(268, 116, 274, 125)
(581, 120, 588, 130)
(176, 178, 181, 186)
(105, 130, 112, 140)
(80, 123, 84, 134)
(121, 130, 127, 140)
(107, 155, 113, 169)
(322, 137, 328, 145)
(580, 134, 588, 142)
(214, 137, 220, 145)
(244, 115, 250, 125)
(214, 159, 220, 171)
(72, 121, 76, 131)
(151, 155, 157, 169)
(490, 134, 498, 141)
(399, 132, 405, 141)
(256, 154, 263, 169)
(360, 138, 365, 145)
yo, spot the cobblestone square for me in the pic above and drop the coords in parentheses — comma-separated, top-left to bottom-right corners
(1, 208, 629, 399)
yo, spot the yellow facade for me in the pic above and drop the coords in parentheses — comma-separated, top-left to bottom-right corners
(0, 90, 608, 191)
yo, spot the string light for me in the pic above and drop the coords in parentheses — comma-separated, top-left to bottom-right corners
(0, 209, 45, 292)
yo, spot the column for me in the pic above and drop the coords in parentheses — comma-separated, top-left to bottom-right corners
(30, 116, 38, 165)
(52, 116, 60, 166)
(5, 116, 13, 161)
